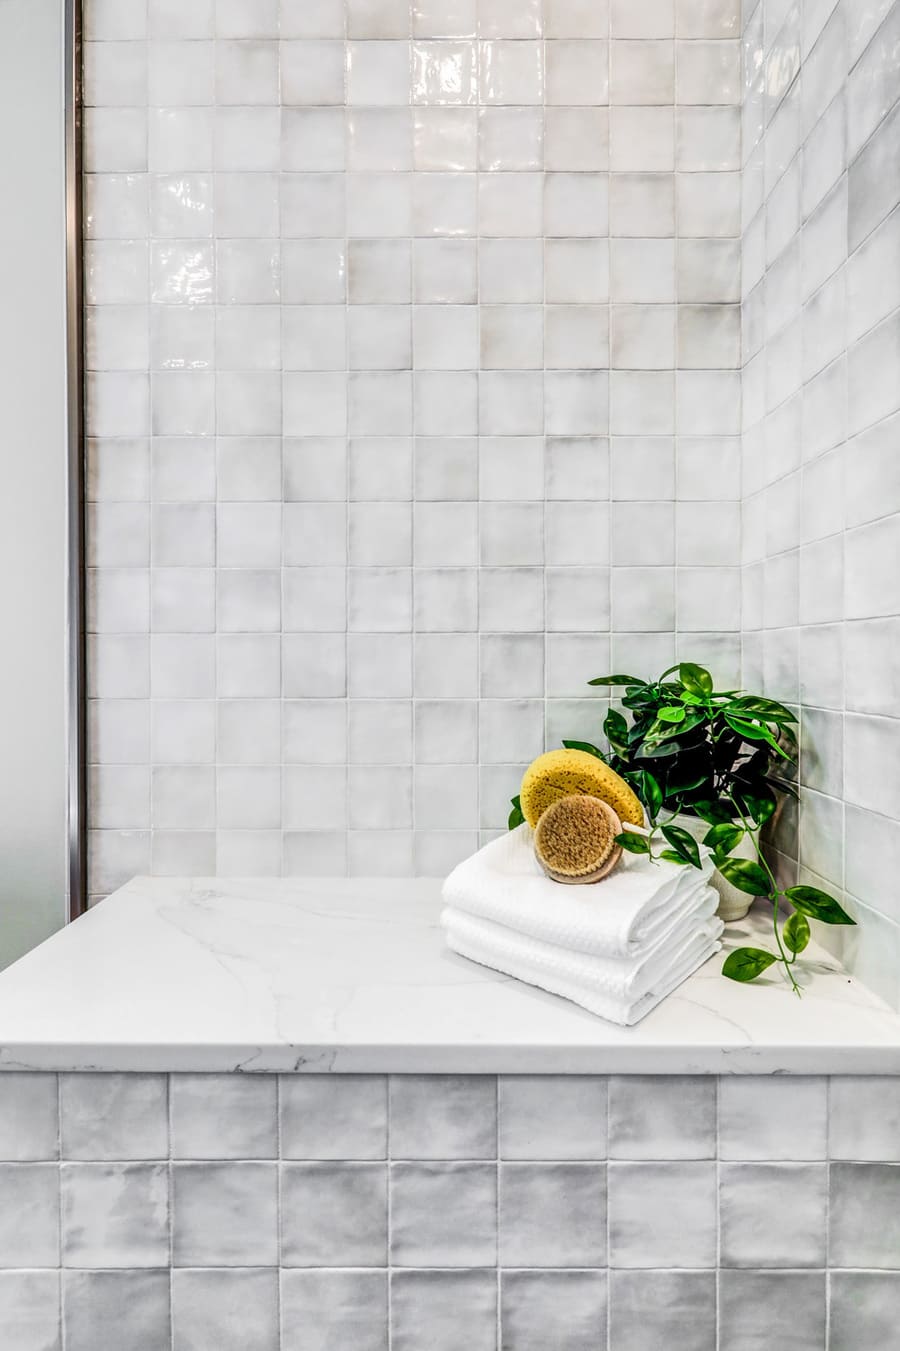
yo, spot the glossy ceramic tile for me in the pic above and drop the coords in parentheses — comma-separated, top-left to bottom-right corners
(83, 0, 745, 884)
(172, 1163, 278, 1266)
(172, 1269, 278, 1351)
(61, 1163, 168, 1268)
(607, 1162, 717, 1267)
(3, 1072, 900, 1348)
(608, 1075, 716, 1159)
(740, 0, 900, 1010)
(281, 1270, 388, 1351)
(608, 1270, 716, 1351)
(391, 1162, 497, 1266)
(499, 1163, 607, 1267)
(0, 1075, 58, 1161)
(170, 1075, 277, 1159)
(391, 1270, 497, 1351)
(501, 1270, 607, 1351)
(64, 1271, 170, 1351)
(390, 1074, 496, 1159)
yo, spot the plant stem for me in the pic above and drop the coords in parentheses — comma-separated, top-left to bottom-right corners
(727, 795, 801, 997)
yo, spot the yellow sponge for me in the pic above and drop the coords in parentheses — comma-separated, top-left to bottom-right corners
(520, 748, 644, 830)
(534, 794, 624, 884)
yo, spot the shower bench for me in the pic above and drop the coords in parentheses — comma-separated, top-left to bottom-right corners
(0, 876, 898, 1349)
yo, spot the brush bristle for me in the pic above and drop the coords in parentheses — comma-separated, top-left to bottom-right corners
(534, 794, 623, 883)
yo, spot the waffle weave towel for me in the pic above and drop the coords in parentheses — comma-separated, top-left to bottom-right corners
(443, 903, 723, 1026)
(442, 823, 715, 960)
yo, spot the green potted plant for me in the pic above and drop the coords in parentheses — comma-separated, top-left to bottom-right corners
(510, 661, 855, 994)
(586, 662, 793, 922)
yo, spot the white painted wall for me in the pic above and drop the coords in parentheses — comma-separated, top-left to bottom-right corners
(0, 0, 69, 965)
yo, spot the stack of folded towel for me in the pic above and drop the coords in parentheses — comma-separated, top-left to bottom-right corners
(442, 824, 724, 1026)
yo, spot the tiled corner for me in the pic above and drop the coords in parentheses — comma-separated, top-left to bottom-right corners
(742, 0, 900, 1009)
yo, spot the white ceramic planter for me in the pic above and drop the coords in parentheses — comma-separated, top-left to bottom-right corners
(677, 814, 757, 923)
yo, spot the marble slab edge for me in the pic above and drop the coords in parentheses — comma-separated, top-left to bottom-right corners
(3, 1042, 900, 1075)
(0, 877, 899, 1074)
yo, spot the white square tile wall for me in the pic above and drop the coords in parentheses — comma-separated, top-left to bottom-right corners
(83, 0, 743, 893)
(0, 1072, 898, 1348)
(741, 0, 900, 1008)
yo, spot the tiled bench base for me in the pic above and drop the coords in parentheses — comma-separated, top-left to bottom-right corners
(0, 1073, 898, 1349)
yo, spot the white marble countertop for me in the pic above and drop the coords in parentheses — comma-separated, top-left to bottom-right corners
(0, 876, 899, 1074)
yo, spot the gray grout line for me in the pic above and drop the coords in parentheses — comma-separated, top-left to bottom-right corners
(16, 1073, 900, 1348)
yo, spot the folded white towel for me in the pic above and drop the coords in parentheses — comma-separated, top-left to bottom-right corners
(443, 888, 722, 1003)
(443, 904, 724, 1026)
(442, 824, 714, 960)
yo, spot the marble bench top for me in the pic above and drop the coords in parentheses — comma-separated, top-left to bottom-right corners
(0, 876, 899, 1074)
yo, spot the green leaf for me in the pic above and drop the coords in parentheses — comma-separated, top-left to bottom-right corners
(723, 714, 792, 759)
(667, 771, 709, 795)
(639, 770, 663, 822)
(508, 796, 524, 830)
(643, 711, 707, 743)
(730, 695, 798, 724)
(616, 831, 651, 855)
(679, 662, 714, 698)
(658, 664, 682, 681)
(588, 674, 645, 687)
(661, 823, 702, 869)
(659, 848, 691, 865)
(603, 708, 629, 754)
(657, 705, 686, 723)
(562, 739, 607, 762)
(722, 947, 778, 982)
(783, 911, 810, 954)
(691, 799, 735, 826)
(739, 793, 776, 826)
(622, 688, 659, 711)
(784, 886, 856, 926)
(703, 823, 744, 856)
(634, 739, 679, 760)
(718, 857, 773, 897)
